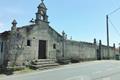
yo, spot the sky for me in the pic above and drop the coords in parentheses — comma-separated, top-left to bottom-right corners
(0, 0, 120, 47)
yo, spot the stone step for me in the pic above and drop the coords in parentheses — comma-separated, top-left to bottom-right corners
(32, 61, 55, 65)
(31, 63, 59, 68)
(32, 59, 56, 62)
(30, 59, 59, 70)
(30, 63, 59, 69)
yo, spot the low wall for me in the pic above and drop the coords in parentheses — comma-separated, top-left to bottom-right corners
(64, 40, 118, 61)
(65, 40, 96, 61)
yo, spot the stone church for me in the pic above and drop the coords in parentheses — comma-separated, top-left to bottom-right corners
(0, 0, 118, 67)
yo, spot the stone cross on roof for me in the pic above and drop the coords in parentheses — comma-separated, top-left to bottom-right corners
(12, 19, 17, 26)
(41, 0, 44, 3)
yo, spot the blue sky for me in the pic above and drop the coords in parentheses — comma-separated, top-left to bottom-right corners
(0, 0, 120, 47)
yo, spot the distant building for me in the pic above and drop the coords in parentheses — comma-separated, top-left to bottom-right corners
(0, 0, 118, 67)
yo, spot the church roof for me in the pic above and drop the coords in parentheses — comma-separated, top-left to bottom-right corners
(0, 20, 62, 40)
(0, 31, 11, 40)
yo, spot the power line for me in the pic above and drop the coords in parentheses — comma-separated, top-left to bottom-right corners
(108, 18, 120, 37)
(108, 7, 120, 15)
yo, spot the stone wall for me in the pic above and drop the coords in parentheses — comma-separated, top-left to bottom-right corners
(0, 39, 3, 65)
(65, 40, 96, 61)
(64, 40, 118, 61)
(101, 46, 114, 59)
(101, 45, 119, 59)
(0, 38, 9, 66)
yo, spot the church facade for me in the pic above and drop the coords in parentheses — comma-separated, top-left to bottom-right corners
(0, 1, 119, 67)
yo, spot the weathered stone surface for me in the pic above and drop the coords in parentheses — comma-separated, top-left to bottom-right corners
(30, 59, 59, 70)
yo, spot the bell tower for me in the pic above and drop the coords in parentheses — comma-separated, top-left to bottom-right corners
(35, 0, 48, 24)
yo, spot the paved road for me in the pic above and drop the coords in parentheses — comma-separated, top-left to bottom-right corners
(1, 60, 120, 80)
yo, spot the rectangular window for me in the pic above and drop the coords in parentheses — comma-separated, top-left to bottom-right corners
(53, 44, 56, 49)
(27, 40, 31, 46)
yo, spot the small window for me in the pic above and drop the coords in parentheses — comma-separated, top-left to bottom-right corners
(53, 44, 56, 49)
(27, 40, 31, 46)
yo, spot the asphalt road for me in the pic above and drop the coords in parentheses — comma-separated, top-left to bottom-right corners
(1, 60, 120, 80)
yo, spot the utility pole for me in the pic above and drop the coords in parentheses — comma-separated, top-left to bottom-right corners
(106, 7, 120, 59)
(106, 15, 110, 59)
(62, 31, 65, 57)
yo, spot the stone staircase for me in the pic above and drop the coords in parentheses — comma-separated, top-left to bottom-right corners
(30, 59, 59, 70)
